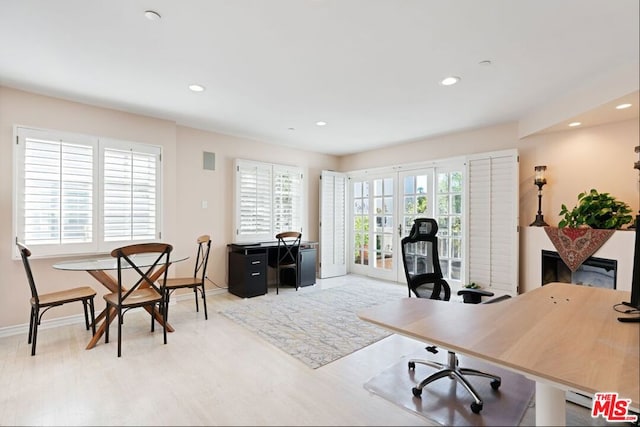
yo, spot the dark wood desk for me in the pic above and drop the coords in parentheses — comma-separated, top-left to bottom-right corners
(357, 283, 639, 426)
(227, 241, 317, 298)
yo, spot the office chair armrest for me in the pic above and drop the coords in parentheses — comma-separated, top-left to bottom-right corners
(482, 294, 512, 304)
(457, 288, 494, 304)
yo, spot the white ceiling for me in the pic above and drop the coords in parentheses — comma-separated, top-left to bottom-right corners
(0, 0, 638, 156)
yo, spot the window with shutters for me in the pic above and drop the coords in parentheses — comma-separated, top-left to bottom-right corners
(234, 159, 304, 242)
(13, 126, 162, 258)
(102, 140, 159, 243)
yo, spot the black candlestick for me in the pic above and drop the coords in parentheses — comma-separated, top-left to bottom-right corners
(530, 180, 548, 226)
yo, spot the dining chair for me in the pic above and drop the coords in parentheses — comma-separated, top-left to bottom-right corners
(103, 242, 172, 357)
(268, 231, 302, 294)
(161, 234, 211, 320)
(16, 242, 97, 356)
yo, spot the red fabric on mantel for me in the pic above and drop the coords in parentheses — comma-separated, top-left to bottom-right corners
(543, 226, 615, 272)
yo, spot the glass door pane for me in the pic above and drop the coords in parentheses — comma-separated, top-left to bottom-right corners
(398, 170, 433, 282)
(436, 170, 463, 283)
(372, 177, 394, 275)
(351, 180, 369, 268)
(349, 174, 396, 281)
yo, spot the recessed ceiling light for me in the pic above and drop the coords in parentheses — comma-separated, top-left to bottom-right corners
(440, 76, 461, 86)
(616, 103, 632, 110)
(144, 10, 161, 21)
(316, 121, 327, 126)
(568, 121, 582, 127)
(188, 84, 205, 93)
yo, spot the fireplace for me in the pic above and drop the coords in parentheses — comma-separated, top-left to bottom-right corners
(541, 250, 617, 289)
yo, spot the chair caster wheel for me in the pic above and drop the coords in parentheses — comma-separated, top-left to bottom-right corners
(471, 402, 483, 414)
(412, 387, 422, 397)
(491, 380, 501, 390)
(408, 361, 415, 370)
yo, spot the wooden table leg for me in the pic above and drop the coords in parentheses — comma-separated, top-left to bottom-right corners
(86, 306, 116, 350)
(93, 307, 107, 325)
(144, 306, 175, 332)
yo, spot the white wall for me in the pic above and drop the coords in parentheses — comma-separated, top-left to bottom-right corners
(172, 126, 338, 289)
(0, 87, 178, 329)
(518, 120, 638, 227)
(338, 122, 519, 172)
(0, 86, 339, 329)
(1, 83, 637, 329)
(340, 117, 639, 293)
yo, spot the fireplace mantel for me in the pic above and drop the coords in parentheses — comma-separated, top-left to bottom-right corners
(520, 226, 634, 294)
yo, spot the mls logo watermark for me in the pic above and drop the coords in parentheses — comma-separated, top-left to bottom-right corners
(591, 392, 638, 422)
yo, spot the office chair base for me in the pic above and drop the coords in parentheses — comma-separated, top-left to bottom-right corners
(408, 351, 501, 414)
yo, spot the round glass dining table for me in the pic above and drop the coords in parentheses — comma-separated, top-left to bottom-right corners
(53, 253, 188, 349)
(53, 253, 188, 271)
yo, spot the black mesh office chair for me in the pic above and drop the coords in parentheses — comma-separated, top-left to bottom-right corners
(400, 218, 507, 414)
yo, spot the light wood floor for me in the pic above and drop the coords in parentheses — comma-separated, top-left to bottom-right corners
(0, 275, 618, 426)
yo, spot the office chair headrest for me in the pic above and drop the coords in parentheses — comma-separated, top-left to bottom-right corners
(407, 218, 439, 241)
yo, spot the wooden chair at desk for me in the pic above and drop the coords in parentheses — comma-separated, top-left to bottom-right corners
(401, 218, 509, 414)
(16, 242, 97, 356)
(103, 243, 172, 357)
(161, 234, 211, 320)
(268, 231, 301, 294)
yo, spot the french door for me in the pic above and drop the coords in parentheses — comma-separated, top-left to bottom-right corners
(398, 167, 465, 285)
(349, 166, 465, 286)
(350, 174, 396, 281)
(343, 149, 517, 294)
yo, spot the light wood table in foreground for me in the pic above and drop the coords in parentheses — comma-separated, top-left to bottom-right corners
(358, 282, 639, 426)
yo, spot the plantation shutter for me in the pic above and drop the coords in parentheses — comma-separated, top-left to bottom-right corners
(466, 150, 519, 295)
(14, 126, 164, 258)
(234, 159, 305, 242)
(319, 170, 347, 278)
(273, 165, 303, 234)
(22, 137, 94, 245)
(235, 160, 273, 241)
(102, 144, 159, 243)
(15, 127, 97, 255)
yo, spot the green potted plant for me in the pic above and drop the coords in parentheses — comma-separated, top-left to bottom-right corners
(558, 189, 632, 229)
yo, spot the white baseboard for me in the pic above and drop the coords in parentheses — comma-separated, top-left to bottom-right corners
(173, 287, 226, 301)
(0, 313, 84, 339)
(0, 287, 227, 339)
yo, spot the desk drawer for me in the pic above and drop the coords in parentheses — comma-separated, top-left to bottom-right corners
(228, 252, 267, 298)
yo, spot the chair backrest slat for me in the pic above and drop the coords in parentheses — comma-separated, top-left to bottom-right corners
(275, 231, 302, 264)
(111, 243, 173, 302)
(193, 235, 211, 281)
